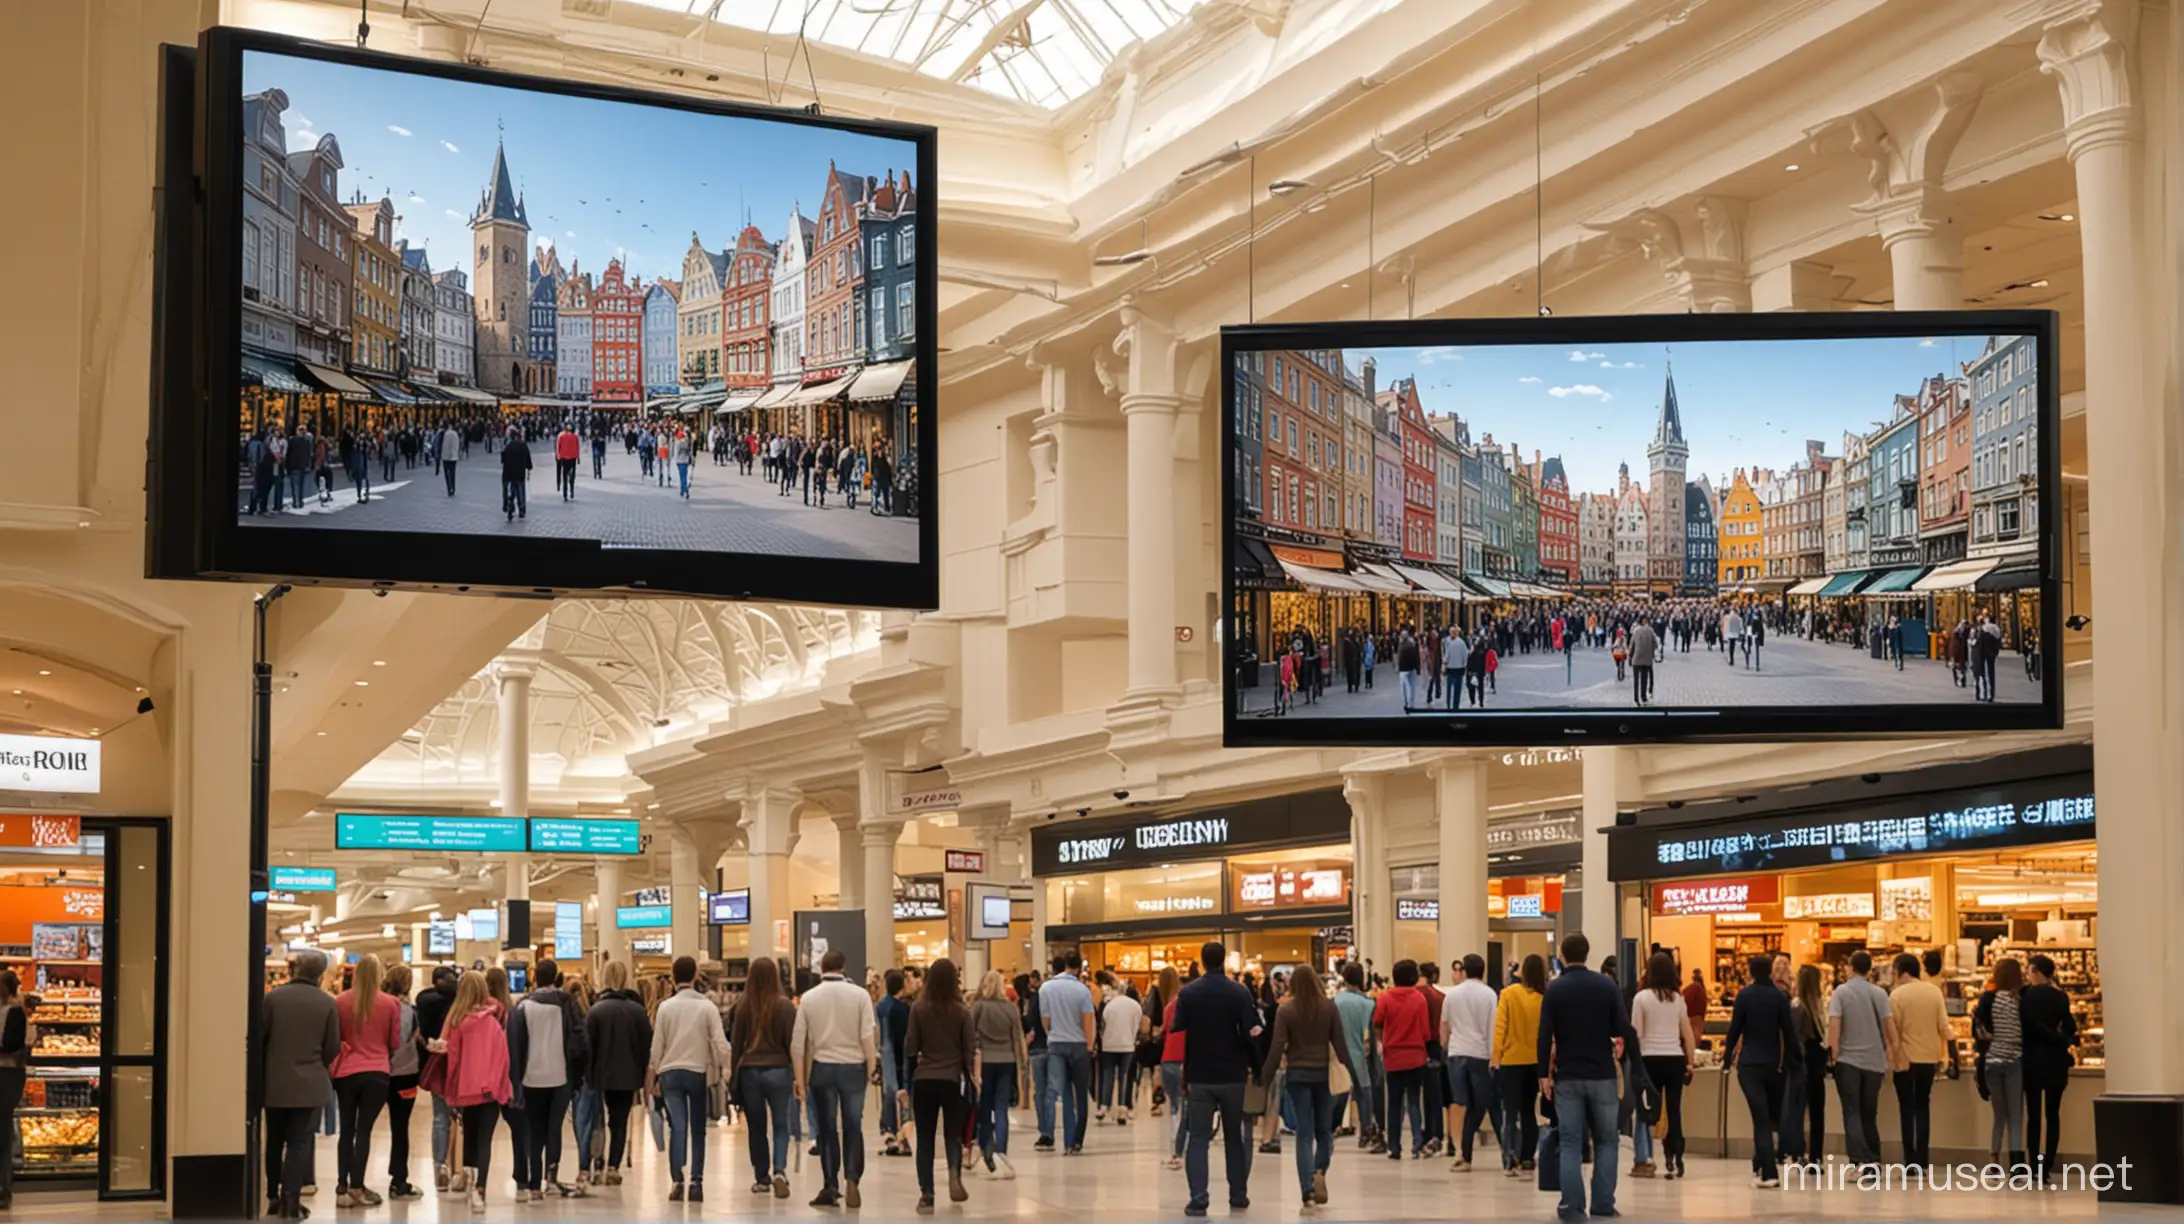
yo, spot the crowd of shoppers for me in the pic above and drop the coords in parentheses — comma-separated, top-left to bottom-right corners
(253, 933, 2079, 1222)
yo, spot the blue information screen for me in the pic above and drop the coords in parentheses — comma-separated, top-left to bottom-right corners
(554, 900, 585, 959)
(709, 889, 750, 926)
(270, 866, 337, 892)
(529, 819, 642, 855)
(616, 904, 672, 929)
(336, 814, 525, 852)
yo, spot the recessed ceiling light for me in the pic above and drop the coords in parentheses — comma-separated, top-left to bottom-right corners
(36, 670, 49, 677)
(2059, 213, 2074, 222)
(89, 728, 99, 735)
(316, 731, 327, 737)
(1783, 163, 1801, 172)
(373, 660, 387, 667)
(354, 680, 369, 687)
(2030, 278, 2050, 288)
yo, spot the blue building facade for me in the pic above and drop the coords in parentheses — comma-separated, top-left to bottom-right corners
(642, 282, 680, 398)
(1683, 479, 1716, 594)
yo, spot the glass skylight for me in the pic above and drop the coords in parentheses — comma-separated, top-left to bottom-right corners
(623, 0, 1208, 108)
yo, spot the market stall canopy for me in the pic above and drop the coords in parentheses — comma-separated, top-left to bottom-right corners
(718, 389, 765, 414)
(1346, 563, 1412, 596)
(1392, 563, 1467, 598)
(751, 383, 800, 411)
(1278, 559, 1367, 593)
(1786, 576, 1830, 597)
(361, 379, 424, 405)
(847, 360, 912, 402)
(787, 376, 853, 407)
(1233, 537, 1282, 588)
(1468, 576, 1514, 599)
(242, 353, 311, 394)
(1974, 560, 2042, 593)
(1861, 567, 1932, 597)
(1912, 557, 2000, 593)
(298, 361, 372, 397)
(1816, 570, 1872, 597)
(434, 384, 500, 406)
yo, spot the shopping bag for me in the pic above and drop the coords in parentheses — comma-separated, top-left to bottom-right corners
(1536, 1124, 1561, 1193)
(1243, 1080, 1270, 1117)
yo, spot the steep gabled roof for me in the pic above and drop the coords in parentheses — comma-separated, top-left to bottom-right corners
(472, 139, 528, 228)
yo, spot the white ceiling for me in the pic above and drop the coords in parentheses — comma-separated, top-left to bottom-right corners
(621, 0, 1212, 106)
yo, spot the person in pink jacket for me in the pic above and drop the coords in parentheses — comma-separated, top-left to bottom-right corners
(332, 954, 403, 1207)
(435, 971, 512, 1215)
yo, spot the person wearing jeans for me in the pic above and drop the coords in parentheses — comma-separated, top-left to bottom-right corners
(1723, 953, 1798, 1185)
(792, 952, 879, 1208)
(1333, 964, 1379, 1151)
(1537, 934, 1635, 1221)
(1440, 954, 1501, 1170)
(879, 971, 913, 1154)
(258, 951, 341, 1219)
(1825, 951, 1896, 1168)
(1890, 953, 1953, 1170)
(728, 957, 798, 1197)
(1260, 964, 1358, 1208)
(332, 953, 402, 1208)
(1171, 941, 1263, 1216)
(649, 956, 734, 1200)
(1372, 961, 1434, 1159)
(1035, 954, 1096, 1152)
(970, 970, 1029, 1178)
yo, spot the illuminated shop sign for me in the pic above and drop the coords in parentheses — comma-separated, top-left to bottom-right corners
(270, 866, 337, 892)
(894, 876, 947, 921)
(1396, 899, 1439, 922)
(0, 734, 100, 794)
(1133, 895, 1218, 915)
(1231, 863, 1350, 912)
(1783, 893, 1877, 920)
(1505, 894, 1545, 919)
(615, 904, 672, 929)
(1030, 791, 1352, 877)
(944, 849, 986, 874)
(1487, 811, 1580, 851)
(1608, 774, 2095, 881)
(1652, 877, 1780, 916)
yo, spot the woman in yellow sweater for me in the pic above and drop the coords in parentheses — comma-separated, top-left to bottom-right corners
(1489, 954, 1548, 1176)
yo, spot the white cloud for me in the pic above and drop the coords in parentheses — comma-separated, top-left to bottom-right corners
(1548, 384, 1613, 401)
(565, 230, 577, 238)
(408, 193, 427, 204)
(443, 209, 462, 219)
(1518, 376, 1542, 384)
(286, 129, 316, 150)
(1416, 345, 1465, 365)
(388, 124, 412, 137)
(1601, 360, 1644, 369)
(1918, 337, 1937, 347)
(291, 114, 312, 130)
(1569, 349, 1606, 362)
(440, 140, 461, 154)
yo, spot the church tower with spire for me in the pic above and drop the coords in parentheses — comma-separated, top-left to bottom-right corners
(470, 135, 531, 394)
(1645, 363, 1690, 590)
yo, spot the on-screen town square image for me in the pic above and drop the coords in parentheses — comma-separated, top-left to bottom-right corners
(1229, 333, 2045, 717)
(233, 49, 921, 565)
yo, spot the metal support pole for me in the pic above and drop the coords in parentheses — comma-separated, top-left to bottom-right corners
(246, 583, 290, 1221)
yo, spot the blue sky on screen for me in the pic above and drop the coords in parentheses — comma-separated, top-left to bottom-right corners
(244, 49, 918, 284)
(1362, 333, 2012, 496)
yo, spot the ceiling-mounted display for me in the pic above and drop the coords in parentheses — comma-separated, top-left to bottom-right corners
(528, 818, 642, 855)
(1220, 312, 2062, 746)
(150, 26, 938, 610)
(335, 814, 524, 852)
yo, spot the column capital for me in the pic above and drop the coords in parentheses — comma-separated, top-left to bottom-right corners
(858, 819, 905, 851)
(2037, 1, 2140, 160)
(1810, 70, 1982, 218)
(1120, 391, 1187, 418)
(491, 657, 539, 685)
(1114, 296, 1180, 401)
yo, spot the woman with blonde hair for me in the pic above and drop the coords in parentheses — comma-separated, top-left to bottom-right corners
(332, 953, 402, 1207)
(435, 972, 512, 1214)
(969, 969, 1028, 1180)
(585, 959, 651, 1187)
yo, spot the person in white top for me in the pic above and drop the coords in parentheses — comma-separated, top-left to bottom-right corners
(791, 951, 879, 1208)
(647, 957, 733, 1198)
(1438, 954, 1501, 1171)
(1093, 979, 1144, 1124)
(1629, 951, 1698, 1179)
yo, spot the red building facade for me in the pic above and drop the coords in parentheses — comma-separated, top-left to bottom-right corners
(722, 224, 775, 389)
(590, 258, 642, 407)
(1535, 454, 1578, 584)
(1393, 378, 1437, 563)
(806, 163, 873, 382)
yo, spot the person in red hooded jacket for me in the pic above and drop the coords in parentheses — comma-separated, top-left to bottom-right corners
(434, 971, 511, 1216)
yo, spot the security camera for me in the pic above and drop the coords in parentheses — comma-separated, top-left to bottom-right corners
(2065, 615, 2091, 632)
(1112, 790, 1130, 801)
(1666, 800, 1684, 810)
(136, 697, 154, 715)
(1075, 807, 1091, 818)
(373, 587, 390, 598)
(1860, 773, 1882, 785)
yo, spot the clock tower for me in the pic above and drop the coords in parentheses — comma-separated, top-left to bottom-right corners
(470, 137, 530, 395)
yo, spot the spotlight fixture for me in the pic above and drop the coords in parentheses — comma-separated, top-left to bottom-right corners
(1094, 250, 1151, 267)
(1783, 163, 1801, 172)
(1267, 179, 1314, 197)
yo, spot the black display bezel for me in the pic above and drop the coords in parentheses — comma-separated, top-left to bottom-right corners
(154, 25, 939, 609)
(1219, 310, 2065, 747)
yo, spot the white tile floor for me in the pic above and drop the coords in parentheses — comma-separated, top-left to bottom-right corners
(23, 1106, 2170, 1221)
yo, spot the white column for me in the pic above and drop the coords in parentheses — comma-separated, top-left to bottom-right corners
(595, 857, 629, 967)
(834, 813, 867, 913)
(1749, 260, 1839, 312)
(496, 662, 534, 927)
(1579, 747, 1638, 950)
(1343, 772, 1392, 969)
(1879, 206, 1965, 312)
(172, 596, 253, 1179)
(861, 821, 903, 978)
(1116, 300, 1183, 700)
(1434, 757, 1490, 970)
(2041, 1, 2184, 1095)
(669, 824, 704, 961)
(740, 788, 800, 960)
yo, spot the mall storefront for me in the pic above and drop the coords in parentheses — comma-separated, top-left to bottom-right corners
(1607, 746, 2100, 1162)
(1391, 808, 1581, 981)
(1031, 792, 1354, 990)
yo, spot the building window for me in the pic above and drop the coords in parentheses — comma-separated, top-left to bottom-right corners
(871, 236, 888, 269)
(896, 283, 914, 337)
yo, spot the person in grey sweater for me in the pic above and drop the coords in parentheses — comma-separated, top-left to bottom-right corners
(1628, 621, 1660, 706)
(263, 950, 341, 1220)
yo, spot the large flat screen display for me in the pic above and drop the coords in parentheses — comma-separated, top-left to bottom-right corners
(1221, 312, 2062, 745)
(153, 27, 937, 608)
